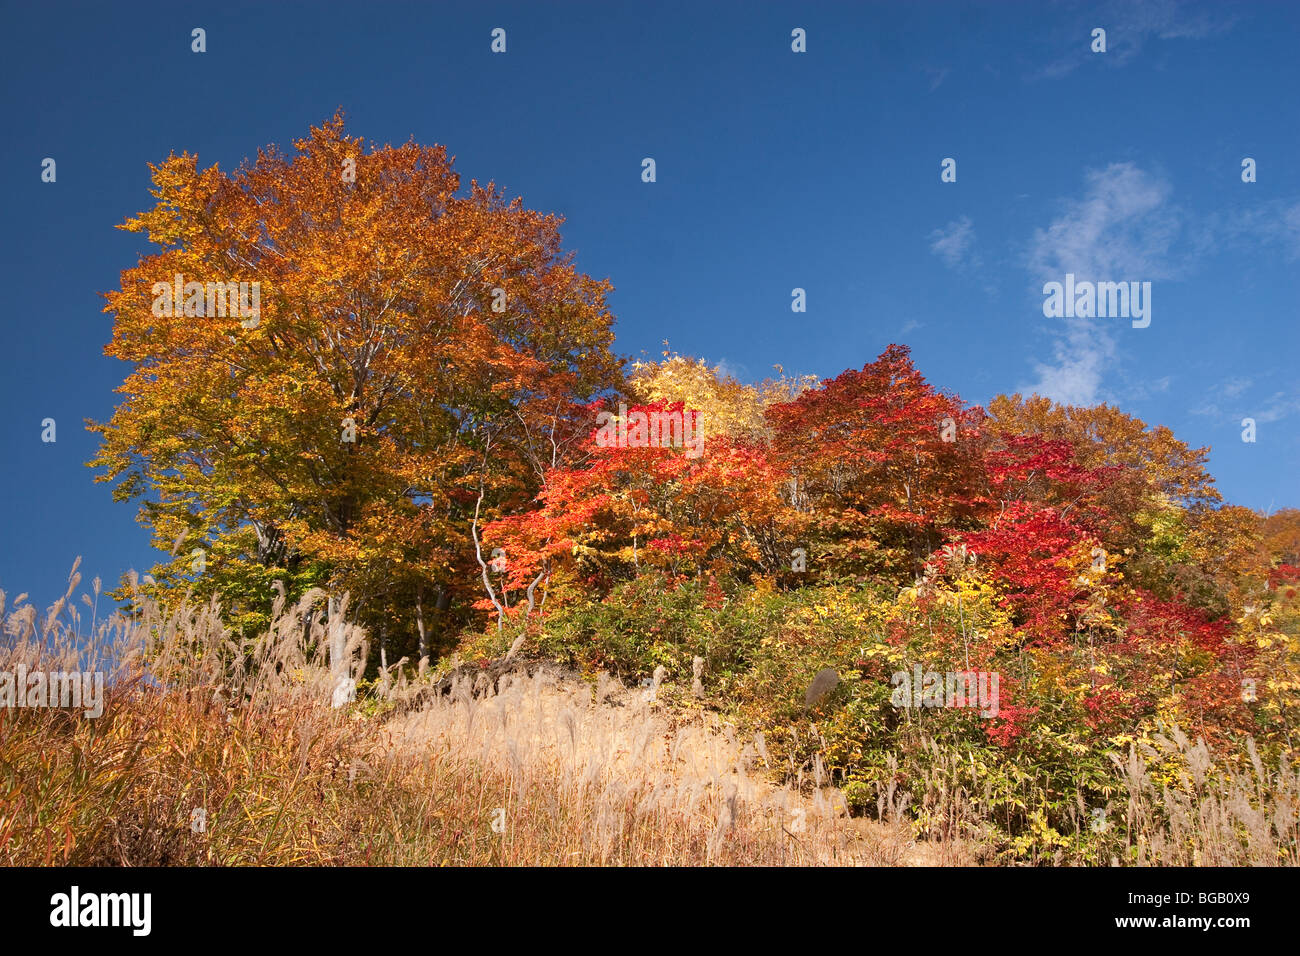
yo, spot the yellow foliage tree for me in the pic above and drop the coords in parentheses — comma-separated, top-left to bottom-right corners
(627, 346, 818, 442)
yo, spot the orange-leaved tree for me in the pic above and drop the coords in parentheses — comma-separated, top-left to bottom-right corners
(89, 113, 621, 662)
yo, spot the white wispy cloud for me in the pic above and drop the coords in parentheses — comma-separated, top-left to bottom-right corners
(1023, 163, 1184, 406)
(1027, 163, 1182, 281)
(1204, 198, 1300, 261)
(1255, 391, 1300, 424)
(1035, 0, 1234, 80)
(924, 66, 951, 91)
(714, 358, 749, 383)
(1026, 327, 1119, 407)
(1127, 374, 1173, 401)
(1194, 377, 1300, 426)
(929, 216, 981, 272)
(1221, 377, 1253, 399)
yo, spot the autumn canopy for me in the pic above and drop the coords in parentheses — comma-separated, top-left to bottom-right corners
(93, 118, 1299, 808)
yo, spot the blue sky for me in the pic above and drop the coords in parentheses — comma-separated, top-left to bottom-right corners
(1, 0, 1297, 607)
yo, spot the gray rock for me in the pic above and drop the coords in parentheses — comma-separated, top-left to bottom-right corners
(805, 668, 839, 709)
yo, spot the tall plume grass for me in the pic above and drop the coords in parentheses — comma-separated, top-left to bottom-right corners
(1115, 728, 1300, 866)
(3, 562, 1293, 865)
(0, 564, 893, 865)
(379, 668, 892, 865)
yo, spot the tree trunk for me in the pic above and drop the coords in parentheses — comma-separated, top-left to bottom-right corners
(415, 586, 429, 675)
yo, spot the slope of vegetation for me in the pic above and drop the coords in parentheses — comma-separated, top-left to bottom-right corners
(8, 116, 1293, 865)
(2, 574, 1295, 865)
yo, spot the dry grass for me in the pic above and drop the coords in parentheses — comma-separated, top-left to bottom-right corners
(378, 667, 931, 865)
(1, 562, 1293, 866)
(0, 566, 909, 865)
(1114, 728, 1300, 866)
